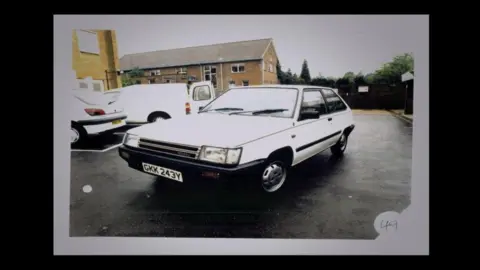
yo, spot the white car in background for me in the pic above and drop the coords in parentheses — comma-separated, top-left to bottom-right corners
(115, 81, 215, 125)
(70, 89, 127, 147)
(118, 85, 355, 194)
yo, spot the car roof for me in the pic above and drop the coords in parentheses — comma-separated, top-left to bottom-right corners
(230, 84, 334, 91)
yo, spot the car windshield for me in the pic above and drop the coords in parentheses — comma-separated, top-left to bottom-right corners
(200, 87, 298, 118)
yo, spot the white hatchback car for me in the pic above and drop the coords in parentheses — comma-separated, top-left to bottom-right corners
(118, 85, 355, 194)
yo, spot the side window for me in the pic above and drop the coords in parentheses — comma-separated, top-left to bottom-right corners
(299, 90, 327, 120)
(193, 85, 212, 101)
(321, 89, 347, 113)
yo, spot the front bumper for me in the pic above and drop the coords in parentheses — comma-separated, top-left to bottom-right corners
(118, 145, 265, 183)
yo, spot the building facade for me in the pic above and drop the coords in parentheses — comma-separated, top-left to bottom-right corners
(72, 29, 122, 91)
(119, 38, 280, 92)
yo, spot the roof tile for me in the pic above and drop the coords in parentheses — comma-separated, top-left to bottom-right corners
(120, 38, 272, 71)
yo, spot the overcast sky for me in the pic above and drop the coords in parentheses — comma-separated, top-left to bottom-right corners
(112, 15, 424, 78)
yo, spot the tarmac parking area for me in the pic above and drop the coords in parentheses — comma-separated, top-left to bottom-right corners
(69, 112, 412, 239)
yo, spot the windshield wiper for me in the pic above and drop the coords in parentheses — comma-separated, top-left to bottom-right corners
(229, 108, 289, 115)
(199, 107, 244, 113)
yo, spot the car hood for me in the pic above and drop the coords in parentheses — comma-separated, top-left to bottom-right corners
(127, 113, 293, 147)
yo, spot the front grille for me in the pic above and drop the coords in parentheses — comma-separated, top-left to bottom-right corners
(138, 138, 200, 159)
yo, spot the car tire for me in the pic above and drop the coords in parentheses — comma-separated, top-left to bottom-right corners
(71, 123, 87, 148)
(331, 132, 348, 156)
(256, 158, 290, 194)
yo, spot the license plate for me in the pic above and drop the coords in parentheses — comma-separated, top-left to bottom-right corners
(112, 120, 122, 125)
(142, 162, 183, 182)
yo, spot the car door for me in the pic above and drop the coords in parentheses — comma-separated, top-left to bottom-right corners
(189, 82, 216, 113)
(291, 88, 335, 164)
(320, 88, 349, 146)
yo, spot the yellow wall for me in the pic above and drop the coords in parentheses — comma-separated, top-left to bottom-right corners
(72, 29, 122, 90)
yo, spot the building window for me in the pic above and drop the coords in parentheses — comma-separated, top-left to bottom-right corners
(269, 56, 273, 62)
(76, 30, 100, 54)
(268, 63, 273, 73)
(242, 80, 249, 86)
(150, 70, 161, 76)
(77, 78, 104, 92)
(231, 63, 245, 73)
(92, 82, 103, 91)
(163, 76, 176, 83)
(204, 65, 217, 88)
(177, 67, 187, 74)
(148, 78, 156, 84)
(79, 82, 88, 89)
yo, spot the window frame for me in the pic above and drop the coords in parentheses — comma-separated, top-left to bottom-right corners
(76, 78, 104, 92)
(76, 30, 100, 55)
(297, 88, 328, 122)
(320, 88, 348, 114)
(163, 76, 176, 84)
(231, 63, 245, 73)
(150, 70, 161, 76)
(177, 67, 187, 74)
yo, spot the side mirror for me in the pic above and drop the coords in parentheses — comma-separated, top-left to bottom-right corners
(300, 109, 320, 120)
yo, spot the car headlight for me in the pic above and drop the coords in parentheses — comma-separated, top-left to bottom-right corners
(123, 133, 139, 147)
(198, 146, 242, 165)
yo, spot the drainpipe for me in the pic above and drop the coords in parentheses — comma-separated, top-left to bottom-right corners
(105, 69, 110, 90)
(220, 63, 223, 91)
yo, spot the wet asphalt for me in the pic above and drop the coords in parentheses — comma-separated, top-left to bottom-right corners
(69, 112, 412, 239)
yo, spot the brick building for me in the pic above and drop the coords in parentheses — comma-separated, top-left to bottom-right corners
(72, 29, 122, 91)
(119, 38, 279, 92)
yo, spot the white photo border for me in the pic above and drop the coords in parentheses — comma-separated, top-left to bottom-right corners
(54, 15, 429, 255)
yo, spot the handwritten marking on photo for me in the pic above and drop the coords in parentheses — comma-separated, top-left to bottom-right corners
(374, 211, 400, 234)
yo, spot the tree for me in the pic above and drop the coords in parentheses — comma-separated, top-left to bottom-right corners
(364, 73, 375, 84)
(276, 60, 285, 84)
(128, 67, 144, 78)
(326, 77, 337, 88)
(373, 53, 414, 85)
(336, 77, 351, 89)
(300, 59, 311, 84)
(311, 76, 329, 87)
(121, 76, 134, 87)
(354, 74, 367, 86)
(283, 69, 294, 84)
(292, 73, 299, 83)
(343, 71, 355, 83)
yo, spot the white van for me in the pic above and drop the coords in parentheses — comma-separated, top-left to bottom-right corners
(115, 81, 215, 124)
(70, 89, 127, 147)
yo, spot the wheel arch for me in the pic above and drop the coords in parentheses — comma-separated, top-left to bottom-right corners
(343, 124, 355, 137)
(266, 146, 295, 167)
(147, 111, 171, 122)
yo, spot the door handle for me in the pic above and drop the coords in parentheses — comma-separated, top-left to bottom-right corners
(328, 117, 332, 121)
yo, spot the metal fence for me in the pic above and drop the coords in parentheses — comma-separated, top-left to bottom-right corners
(338, 84, 407, 110)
